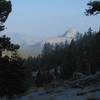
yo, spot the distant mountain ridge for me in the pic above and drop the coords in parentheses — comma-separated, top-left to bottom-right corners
(18, 27, 77, 58)
(42, 27, 77, 45)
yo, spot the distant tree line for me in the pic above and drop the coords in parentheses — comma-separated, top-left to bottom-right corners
(25, 28, 100, 86)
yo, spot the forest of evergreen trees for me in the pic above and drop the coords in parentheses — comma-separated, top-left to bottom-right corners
(26, 28, 100, 86)
(0, 0, 100, 99)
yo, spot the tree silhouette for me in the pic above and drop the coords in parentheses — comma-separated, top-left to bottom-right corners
(0, 1, 31, 99)
(0, 0, 12, 31)
(85, 1, 100, 15)
(0, 35, 28, 100)
(0, 35, 20, 57)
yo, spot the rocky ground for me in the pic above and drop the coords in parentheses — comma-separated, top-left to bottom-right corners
(2, 72, 100, 100)
(16, 84, 100, 100)
(16, 72, 100, 100)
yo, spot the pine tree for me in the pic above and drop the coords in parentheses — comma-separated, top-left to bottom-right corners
(0, 0, 12, 31)
(85, 0, 100, 15)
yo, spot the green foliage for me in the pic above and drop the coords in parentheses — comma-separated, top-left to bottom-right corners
(0, 0, 12, 31)
(0, 57, 25, 98)
(85, 1, 100, 15)
(29, 28, 100, 85)
(0, 0, 32, 99)
(0, 35, 32, 99)
(0, 35, 20, 57)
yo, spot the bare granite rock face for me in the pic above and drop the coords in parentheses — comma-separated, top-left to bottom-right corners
(69, 71, 100, 88)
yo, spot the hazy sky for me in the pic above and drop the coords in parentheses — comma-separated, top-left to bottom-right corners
(1, 0, 100, 45)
